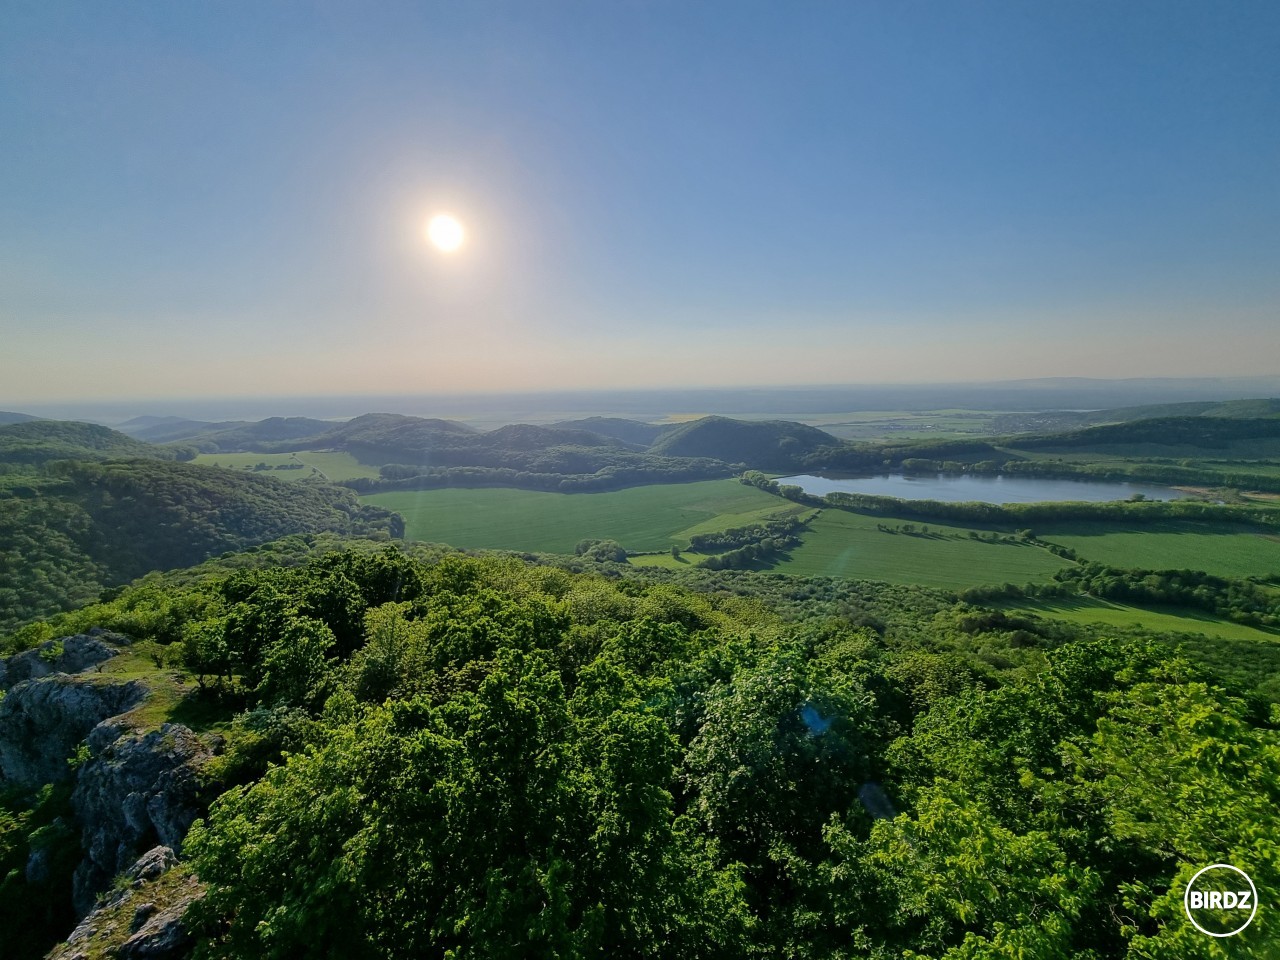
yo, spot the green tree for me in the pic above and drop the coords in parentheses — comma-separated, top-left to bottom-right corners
(254, 616, 337, 710)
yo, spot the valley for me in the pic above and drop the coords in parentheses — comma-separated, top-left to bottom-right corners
(4, 390, 1280, 959)
(7, 7, 1279, 955)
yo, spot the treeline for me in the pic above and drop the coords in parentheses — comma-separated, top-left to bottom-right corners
(896, 454, 1280, 494)
(687, 514, 808, 552)
(1013, 414, 1280, 450)
(959, 563, 1280, 630)
(343, 456, 733, 494)
(688, 514, 810, 570)
(823, 487, 1274, 527)
(7, 548, 1275, 958)
(1054, 563, 1280, 628)
(797, 438, 1003, 474)
(696, 536, 793, 570)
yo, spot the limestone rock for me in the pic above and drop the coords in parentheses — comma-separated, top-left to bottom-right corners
(130, 844, 179, 882)
(0, 629, 124, 692)
(117, 888, 200, 960)
(52, 846, 204, 960)
(0, 676, 145, 789)
(71, 724, 211, 915)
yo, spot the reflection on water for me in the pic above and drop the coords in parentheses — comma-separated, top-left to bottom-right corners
(776, 473, 1189, 505)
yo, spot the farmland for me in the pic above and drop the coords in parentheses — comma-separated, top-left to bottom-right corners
(364, 479, 1075, 590)
(998, 595, 1280, 644)
(362, 480, 797, 554)
(365, 479, 1280, 590)
(1036, 520, 1280, 578)
(760, 510, 1072, 588)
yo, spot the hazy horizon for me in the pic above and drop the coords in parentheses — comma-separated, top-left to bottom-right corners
(3, 2, 1278, 401)
(8, 374, 1280, 426)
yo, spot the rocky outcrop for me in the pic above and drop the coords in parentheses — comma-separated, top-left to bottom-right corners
(0, 628, 125, 691)
(1, 632, 214, 946)
(0, 675, 146, 789)
(72, 723, 212, 915)
(52, 845, 204, 960)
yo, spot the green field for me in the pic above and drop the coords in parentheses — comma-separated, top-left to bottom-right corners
(370, 481, 1079, 589)
(197, 450, 380, 482)
(1000, 596, 1280, 644)
(1037, 521, 1280, 578)
(758, 510, 1074, 589)
(362, 480, 798, 553)
(786, 409, 1006, 442)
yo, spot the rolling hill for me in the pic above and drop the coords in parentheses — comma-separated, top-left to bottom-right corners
(0, 459, 401, 632)
(0, 421, 193, 466)
(550, 417, 670, 447)
(648, 416, 841, 469)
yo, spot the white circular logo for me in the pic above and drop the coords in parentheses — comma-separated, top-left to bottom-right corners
(1183, 864, 1258, 938)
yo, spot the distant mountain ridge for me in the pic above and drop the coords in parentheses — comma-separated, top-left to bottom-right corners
(116, 418, 245, 443)
(118, 416, 347, 447)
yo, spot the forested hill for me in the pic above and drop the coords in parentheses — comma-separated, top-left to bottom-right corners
(143, 412, 477, 453)
(107, 410, 908, 477)
(550, 416, 670, 447)
(291, 416, 735, 493)
(83, 408, 1280, 493)
(168, 416, 335, 449)
(0, 420, 193, 466)
(134, 411, 844, 475)
(3, 547, 1275, 958)
(0, 411, 39, 425)
(0, 459, 400, 632)
(648, 416, 841, 468)
(337, 419, 635, 471)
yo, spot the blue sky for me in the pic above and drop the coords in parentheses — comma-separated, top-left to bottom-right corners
(2, 1, 1278, 402)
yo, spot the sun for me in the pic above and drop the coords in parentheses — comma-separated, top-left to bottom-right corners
(426, 214, 465, 253)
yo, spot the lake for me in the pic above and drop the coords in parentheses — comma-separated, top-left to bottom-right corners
(775, 473, 1190, 505)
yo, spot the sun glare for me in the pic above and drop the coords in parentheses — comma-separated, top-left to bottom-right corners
(427, 214, 465, 253)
